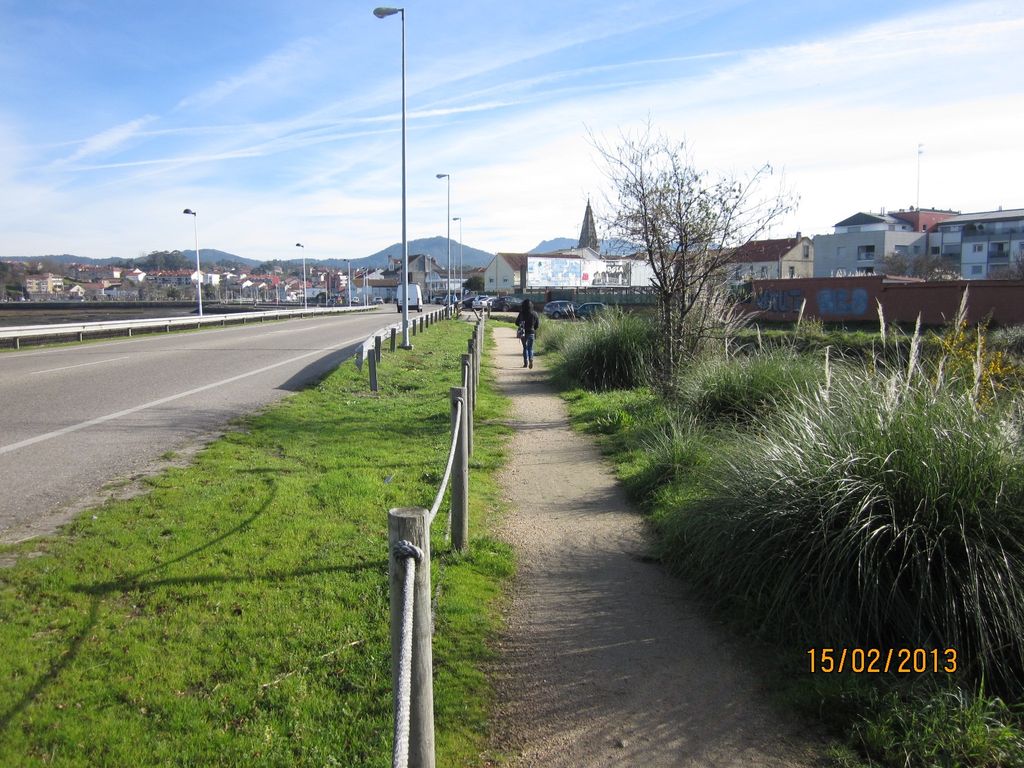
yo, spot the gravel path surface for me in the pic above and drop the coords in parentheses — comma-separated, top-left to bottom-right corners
(488, 323, 826, 767)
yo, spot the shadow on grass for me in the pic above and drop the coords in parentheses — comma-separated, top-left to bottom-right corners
(0, 479, 387, 734)
(0, 597, 101, 735)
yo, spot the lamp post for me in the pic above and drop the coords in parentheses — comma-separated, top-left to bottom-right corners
(436, 173, 451, 309)
(295, 243, 307, 309)
(374, 5, 410, 348)
(182, 209, 203, 316)
(452, 216, 463, 299)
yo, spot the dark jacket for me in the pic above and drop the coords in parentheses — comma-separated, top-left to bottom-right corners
(515, 308, 540, 335)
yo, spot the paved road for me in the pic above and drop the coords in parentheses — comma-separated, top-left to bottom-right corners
(0, 309, 408, 543)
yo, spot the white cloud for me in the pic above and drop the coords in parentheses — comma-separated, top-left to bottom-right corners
(175, 38, 317, 110)
(52, 115, 157, 166)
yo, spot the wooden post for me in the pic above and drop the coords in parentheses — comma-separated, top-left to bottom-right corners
(369, 351, 379, 392)
(391, 327, 397, 353)
(450, 387, 469, 551)
(412, 318, 417, 337)
(388, 507, 435, 768)
(375, 335, 383, 363)
(462, 352, 474, 456)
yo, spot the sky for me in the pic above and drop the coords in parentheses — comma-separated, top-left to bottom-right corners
(2, 0, 1022, 263)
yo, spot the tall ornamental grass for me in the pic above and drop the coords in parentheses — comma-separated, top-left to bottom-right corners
(673, 348, 824, 425)
(666, 370, 1024, 693)
(557, 309, 656, 390)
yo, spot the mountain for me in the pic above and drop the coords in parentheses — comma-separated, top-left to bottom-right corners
(181, 250, 260, 268)
(322, 237, 494, 270)
(529, 237, 641, 256)
(4, 238, 498, 273)
(530, 238, 577, 253)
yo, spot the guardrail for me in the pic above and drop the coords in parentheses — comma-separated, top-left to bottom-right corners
(387, 311, 484, 768)
(0, 306, 376, 350)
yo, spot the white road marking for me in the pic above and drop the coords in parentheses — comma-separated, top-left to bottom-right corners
(0, 342, 346, 456)
(29, 356, 129, 375)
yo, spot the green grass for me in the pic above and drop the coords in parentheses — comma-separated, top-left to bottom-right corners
(0, 319, 514, 767)
(550, 339, 1024, 767)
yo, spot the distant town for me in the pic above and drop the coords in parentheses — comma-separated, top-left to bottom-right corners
(3, 203, 1022, 308)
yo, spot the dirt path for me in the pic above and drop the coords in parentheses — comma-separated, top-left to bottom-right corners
(488, 324, 826, 767)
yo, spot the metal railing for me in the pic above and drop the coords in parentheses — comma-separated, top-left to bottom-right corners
(388, 312, 484, 768)
(0, 305, 375, 349)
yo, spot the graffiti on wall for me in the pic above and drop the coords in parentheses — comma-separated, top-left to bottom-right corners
(754, 288, 804, 313)
(817, 288, 869, 316)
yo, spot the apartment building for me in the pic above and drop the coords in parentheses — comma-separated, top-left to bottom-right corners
(933, 208, 1024, 279)
(812, 209, 956, 277)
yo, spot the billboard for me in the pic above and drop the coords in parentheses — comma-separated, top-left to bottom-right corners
(525, 255, 655, 288)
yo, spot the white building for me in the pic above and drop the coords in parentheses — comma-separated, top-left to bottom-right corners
(934, 208, 1024, 279)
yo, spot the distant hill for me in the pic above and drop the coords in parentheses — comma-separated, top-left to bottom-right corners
(324, 237, 494, 270)
(530, 238, 577, 253)
(529, 238, 641, 256)
(181, 250, 260, 268)
(3, 238, 498, 272)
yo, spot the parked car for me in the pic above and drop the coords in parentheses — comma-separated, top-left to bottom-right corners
(574, 302, 606, 319)
(491, 295, 525, 312)
(373, 296, 384, 305)
(543, 300, 576, 319)
(461, 295, 476, 309)
(471, 295, 493, 309)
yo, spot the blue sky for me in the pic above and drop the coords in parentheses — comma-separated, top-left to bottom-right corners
(2, 0, 1022, 263)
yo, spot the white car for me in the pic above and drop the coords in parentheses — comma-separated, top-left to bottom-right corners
(471, 295, 493, 309)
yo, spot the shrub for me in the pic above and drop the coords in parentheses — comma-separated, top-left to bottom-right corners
(666, 370, 1024, 694)
(558, 309, 656, 390)
(673, 349, 825, 425)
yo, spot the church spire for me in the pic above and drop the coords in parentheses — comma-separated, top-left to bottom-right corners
(578, 199, 599, 251)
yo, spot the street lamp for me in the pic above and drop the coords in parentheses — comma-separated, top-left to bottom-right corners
(436, 173, 451, 310)
(345, 259, 352, 306)
(374, 5, 411, 348)
(452, 216, 463, 299)
(295, 243, 307, 309)
(182, 208, 203, 316)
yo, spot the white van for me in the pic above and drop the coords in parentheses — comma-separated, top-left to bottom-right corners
(395, 283, 423, 312)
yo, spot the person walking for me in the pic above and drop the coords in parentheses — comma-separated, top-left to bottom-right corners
(515, 299, 541, 369)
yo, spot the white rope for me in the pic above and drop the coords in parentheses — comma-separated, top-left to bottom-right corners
(392, 540, 422, 768)
(427, 398, 463, 525)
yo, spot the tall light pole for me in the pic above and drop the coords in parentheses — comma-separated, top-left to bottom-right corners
(295, 243, 307, 309)
(182, 209, 203, 316)
(452, 216, 463, 299)
(436, 173, 451, 309)
(374, 6, 411, 347)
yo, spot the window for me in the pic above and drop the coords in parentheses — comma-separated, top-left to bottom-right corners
(788, 266, 796, 278)
(973, 244, 984, 253)
(802, 244, 810, 258)
(971, 265, 984, 275)
(931, 246, 940, 255)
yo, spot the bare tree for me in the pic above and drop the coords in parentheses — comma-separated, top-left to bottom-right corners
(596, 127, 795, 392)
(880, 251, 958, 280)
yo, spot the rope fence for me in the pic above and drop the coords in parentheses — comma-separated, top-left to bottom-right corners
(387, 311, 484, 768)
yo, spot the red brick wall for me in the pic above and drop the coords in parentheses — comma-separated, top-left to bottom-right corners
(742, 277, 1024, 326)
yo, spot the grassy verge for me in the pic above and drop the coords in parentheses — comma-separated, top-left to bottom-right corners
(543, 313, 1024, 767)
(0, 318, 514, 767)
